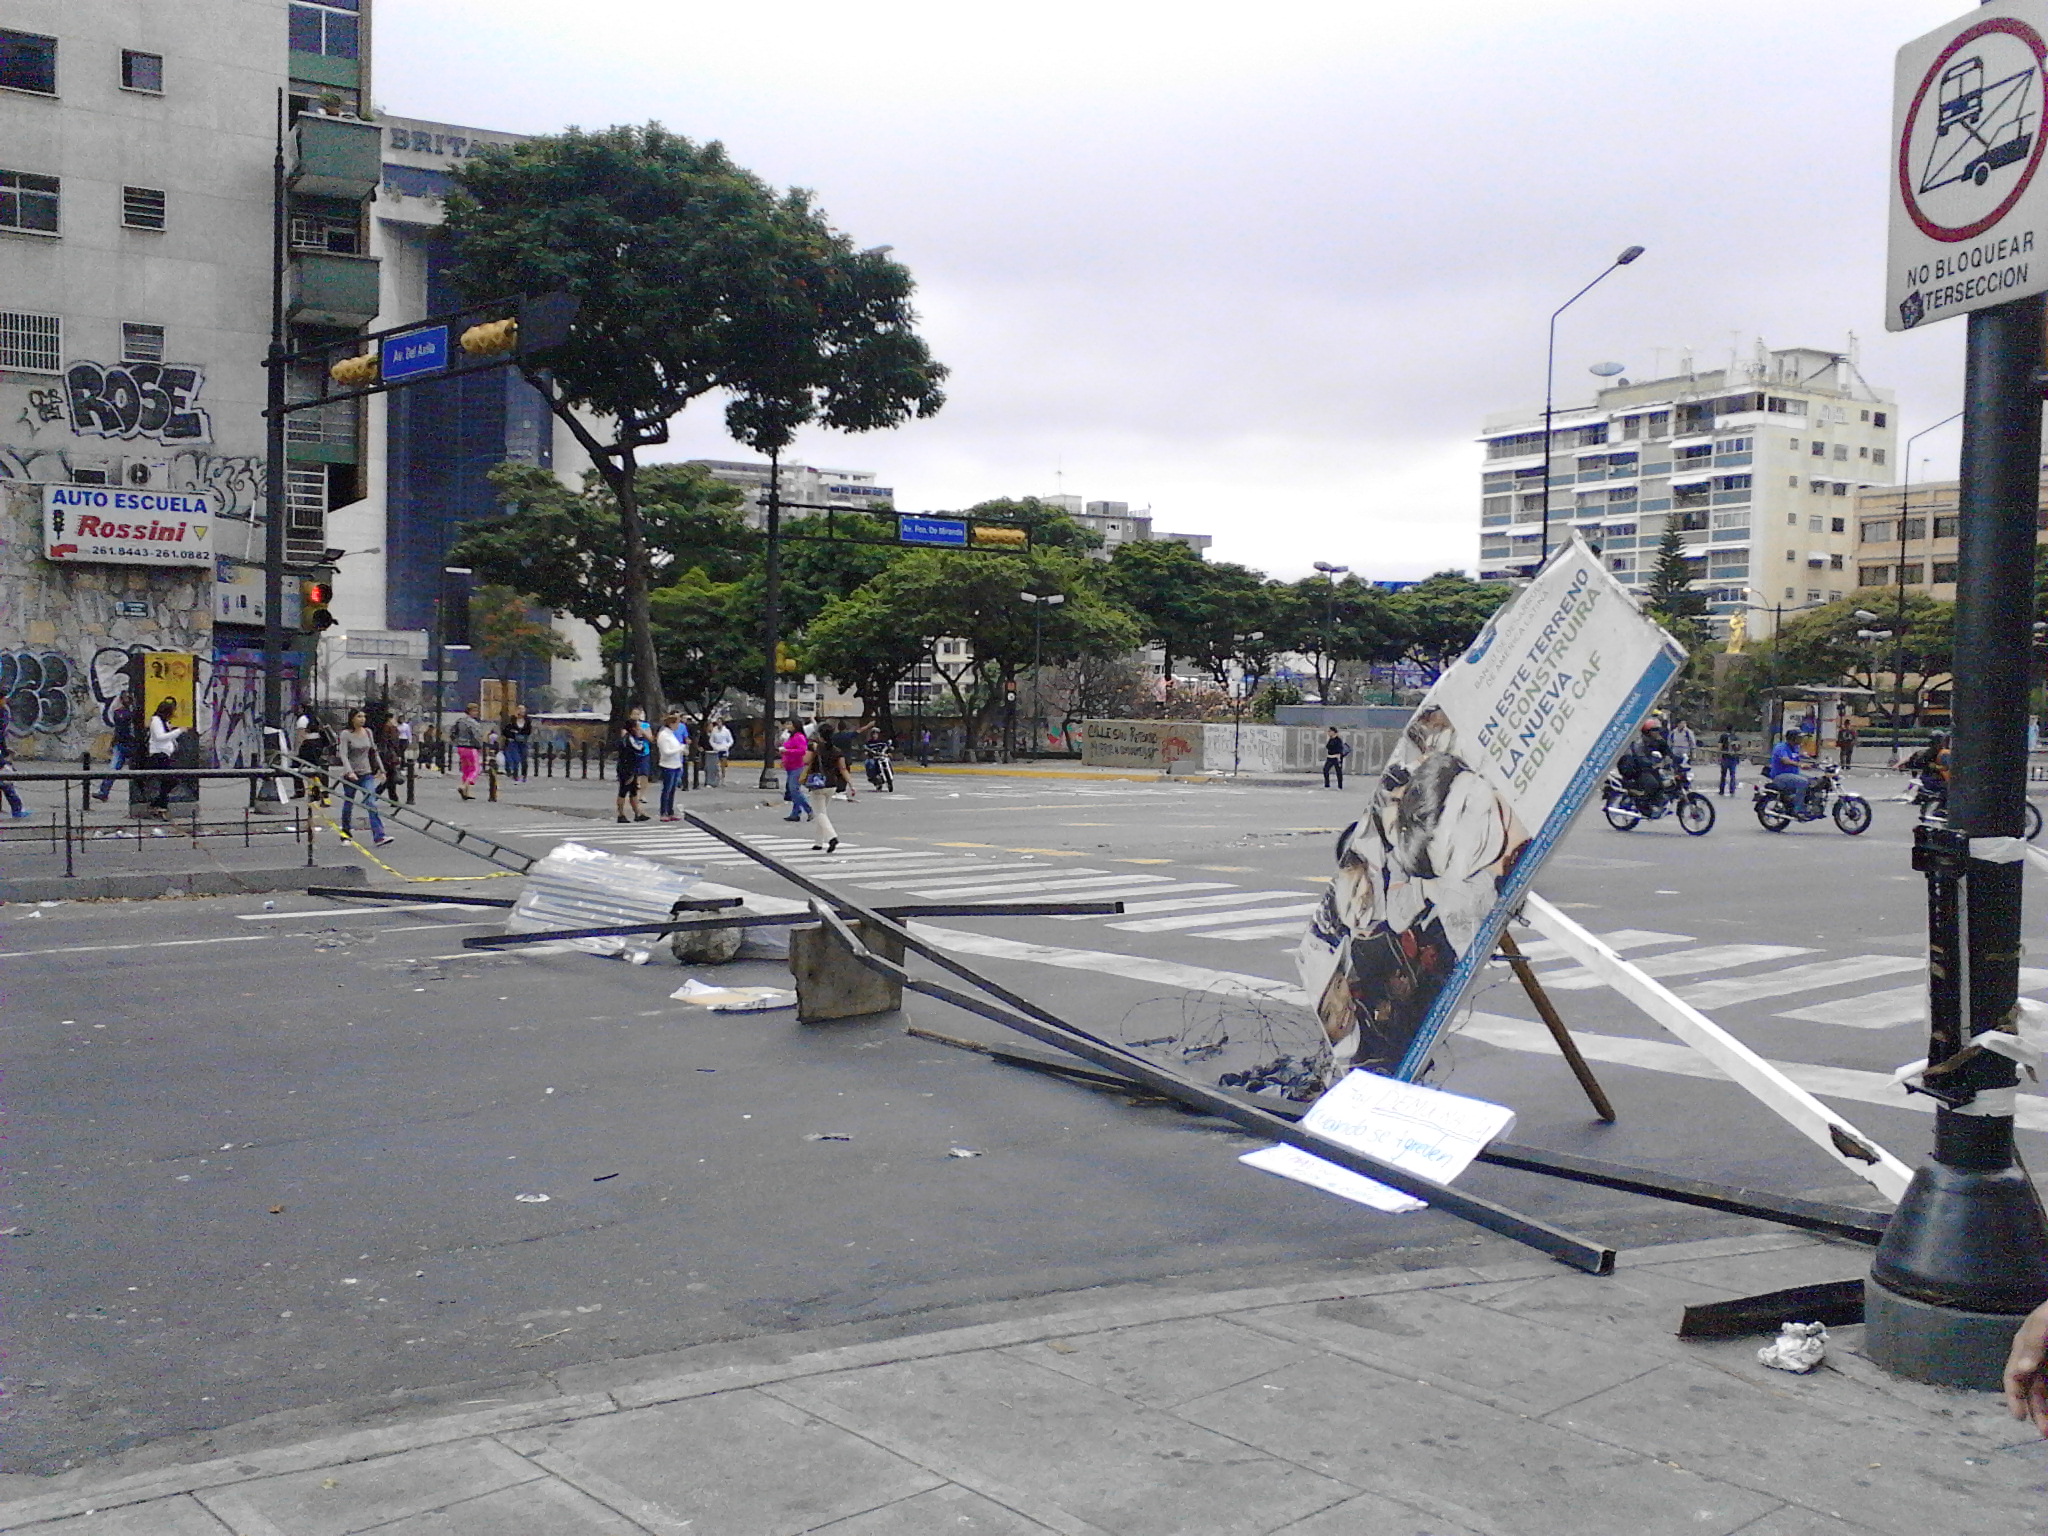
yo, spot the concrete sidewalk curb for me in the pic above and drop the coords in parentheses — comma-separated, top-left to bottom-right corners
(0, 1231, 1825, 1531)
(0, 864, 367, 904)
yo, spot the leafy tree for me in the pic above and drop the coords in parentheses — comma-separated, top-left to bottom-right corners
(1384, 571, 1511, 676)
(445, 125, 946, 718)
(1768, 594, 1954, 727)
(451, 463, 754, 668)
(1288, 573, 1404, 699)
(1104, 545, 1279, 693)
(762, 510, 911, 631)
(470, 584, 577, 700)
(1642, 526, 1709, 642)
(951, 496, 1103, 554)
(647, 570, 761, 731)
(799, 582, 931, 734)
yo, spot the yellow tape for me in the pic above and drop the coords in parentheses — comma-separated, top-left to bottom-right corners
(320, 817, 521, 881)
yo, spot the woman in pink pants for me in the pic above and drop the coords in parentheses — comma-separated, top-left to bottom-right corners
(448, 705, 489, 801)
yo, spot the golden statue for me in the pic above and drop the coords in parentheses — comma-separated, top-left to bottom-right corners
(1726, 610, 1748, 655)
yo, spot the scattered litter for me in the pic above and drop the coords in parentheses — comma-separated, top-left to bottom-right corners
(514, 1328, 573, 1347)
(544, 1087, 555, 1095)
(513, 1192, 551, 1204)
(21, 911, 42, 920)
(262, 901, 276, 911)
(268, 1206, 284, 1215)
(321, 1479, 340, 1491)
(695, 1067, 717, 1073)
(1757, 1321, 1828, 1373)
(508, 842, 705, 962)
(947, 1147, 983, 1158)
(671, 978, 797, 1012)
(1046, 1341, 1078, 1355)
(593, 1173, 618, 1181)
(0, 1226, 25, 1237)
(804, 1132, 853, 1142)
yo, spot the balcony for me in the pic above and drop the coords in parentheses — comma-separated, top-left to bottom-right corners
(288, 251, 380, 326)
(290, 115, 381, 200)
(285, 399, 360, 464)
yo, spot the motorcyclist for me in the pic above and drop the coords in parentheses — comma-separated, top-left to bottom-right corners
(1768, 727, 1815, 817)
(1617, 720, 1677, 808)
(863, 725, 894, 789)
(1903, 731, 1950, 808)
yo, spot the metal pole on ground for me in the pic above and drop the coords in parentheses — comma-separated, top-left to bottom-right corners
(1867, 292, 2048, 1388)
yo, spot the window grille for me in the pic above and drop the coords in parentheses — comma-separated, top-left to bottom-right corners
(0, 310, 60, 371)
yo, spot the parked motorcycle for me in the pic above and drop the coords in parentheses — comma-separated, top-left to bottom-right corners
(1602, 760, 1715, 835)
(1753, 763, 1871, 834)
(1906, 773, 2043, 839)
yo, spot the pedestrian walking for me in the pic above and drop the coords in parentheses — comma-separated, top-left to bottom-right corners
(376, 711, 406, 790)
(614, 706, 652, 822)
(95, 690, 136, 802)
(708, 719, 732, 786)
(448, 704, 489, 800)
(1716, 727, 1742, 796)
(1837, 720, 1858, 772)
(335, 708, 394, 845)
(1321, 727, 1351, 789)
(808, 729, 851, 854)
(832, 721, 861, 800)
(145, 696, 183, 815)
(780, 719, 813, 822)
(0, 696, 27, 819)
(1668, 718, 1697, 766)
(295, 710, 335, 805)
(655, 711, 688, 820)
(502, 704, 533, 781)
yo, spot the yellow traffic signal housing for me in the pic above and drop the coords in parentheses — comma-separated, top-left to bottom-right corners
(329, 353, 379, 387)
(774, 641, 801, 674)
(461, 318, 518, 357)
(970, 524, 1028, 549)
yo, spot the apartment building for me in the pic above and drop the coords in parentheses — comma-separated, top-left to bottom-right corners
(1851, 478, 2048, 601)
(689, 459, 894, 525)
(1476, 347, 1897, 638)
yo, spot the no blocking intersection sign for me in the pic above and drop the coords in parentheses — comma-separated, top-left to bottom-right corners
(1890, 2, 2048, 328)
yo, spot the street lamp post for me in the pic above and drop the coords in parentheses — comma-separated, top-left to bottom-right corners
(1889, 413, 1962, 752)
(1231, 630, 1265, 777)
(1539, 246, 1646, 570)
(1311, 561, 1349, 702)
(431, 565, 473, 770)
(1018, 591, 1065, 758)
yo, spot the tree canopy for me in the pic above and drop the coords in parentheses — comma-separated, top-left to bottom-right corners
(1384, 572, 1512, 675)
(469, 584, 576, 687)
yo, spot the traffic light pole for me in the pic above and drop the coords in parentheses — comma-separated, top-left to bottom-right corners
(757, 450, 785, 790)
(1867, 291, 2048, 1388)
(262, 92, 289, 745)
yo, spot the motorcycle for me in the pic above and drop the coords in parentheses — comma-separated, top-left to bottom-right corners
(1753, 763, 1871, 834)
(1906, 772, 2043, 839)
(1602, 760, 1715, 835)
(863, 741, 897, 793)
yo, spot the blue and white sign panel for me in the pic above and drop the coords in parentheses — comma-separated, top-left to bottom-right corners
(1294, 537, 1686, 1080)
(381, 325, 450, 382)
(898, 515, 968, 547)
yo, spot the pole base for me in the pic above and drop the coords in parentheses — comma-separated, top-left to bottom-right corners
(1864, 1277, 2023, 1390)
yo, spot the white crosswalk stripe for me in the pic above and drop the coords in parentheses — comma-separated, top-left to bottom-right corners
(1199, 918, 1316, 941)
(1112, 901, 1321, 933)
(1053, 888, 1287, 919)
(1537, 943, 1816, 992)
(842, 862, 1071, 889)
(1674, 955, 1925, 1009)
(1774, 966, 2048, 1027)
(1506, 929, 1692, 962)
(891, 873, 1178, 900)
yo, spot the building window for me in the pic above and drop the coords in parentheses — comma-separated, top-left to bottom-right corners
(1829, 553, 1844, 571)
(122, 186, 166, 230)
(289, 205, 360, 253)
(0, 30, 57, 95)
(289, 1, 360, 59)
(1807, 590, 1822, 603)
(1767, 396, 1803, 414)
(0, 168, 59, 234)
(1784, 587, 1796, 599)
(1932, 561, 1959, 583)
(1809, 515, 1823, 531)
(1786, 550, 1796, 562)
(1834, 444, 1849, 461)
(1809, 480, 1827, 494)
(1860, 565, 1890, 586)
(1902, 518, 1926, 540)
(1873, 448, 1887, 465)
(121, 322, 165, 363)
(1900, 563, 1924, 584)
(120, 50, 163, 92)
(0, 310, 61, 371)
(1933, 515, 1959, 538)
(1788, 475, 1799, 487)
(1861, 521, 1891, 542)
(1874, 411, 1888, 428)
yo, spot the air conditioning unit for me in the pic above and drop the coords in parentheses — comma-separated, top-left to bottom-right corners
(122, 458, 172, 489)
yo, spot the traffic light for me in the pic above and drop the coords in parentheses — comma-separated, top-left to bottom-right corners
(329, 352, 379, 387)
(301, 580, 336, 633)
(460, 317, 519, 357)
(970, 524, 1028, 549)
(775, 642, 801, 674)
(517, 292, 579, 358)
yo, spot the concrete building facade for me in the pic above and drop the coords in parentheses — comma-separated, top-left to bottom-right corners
(1477, 347, 1897, 638)
(1851, 477, 2048, 602)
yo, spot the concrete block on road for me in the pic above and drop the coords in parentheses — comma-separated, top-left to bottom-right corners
(788, 920, 904, 1023)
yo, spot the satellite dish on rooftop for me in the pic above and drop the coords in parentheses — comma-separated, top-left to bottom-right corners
(1589, 361, 1626, 377)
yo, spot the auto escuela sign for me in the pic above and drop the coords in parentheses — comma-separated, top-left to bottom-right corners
(1294, 537, 1684, 1082)
(1890, 1, 2048, 329)
(43, 484, 216, 567)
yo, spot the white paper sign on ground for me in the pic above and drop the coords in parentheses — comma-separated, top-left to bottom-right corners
(1240, 1072, 1516, 1213)
(1888, 0, 2048, 330)
(1294, 536, 1685, 1080)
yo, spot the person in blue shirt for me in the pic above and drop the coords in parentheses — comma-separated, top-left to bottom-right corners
(1769, 728, 1813, 816)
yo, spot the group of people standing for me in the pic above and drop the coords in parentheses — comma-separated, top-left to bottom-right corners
(612, 708, 735, 824)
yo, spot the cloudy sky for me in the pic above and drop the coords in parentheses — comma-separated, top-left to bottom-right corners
(376, 0, 1978, 579)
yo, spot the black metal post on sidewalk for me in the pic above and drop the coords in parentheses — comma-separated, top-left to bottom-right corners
(1867, 292, 2048, 1388)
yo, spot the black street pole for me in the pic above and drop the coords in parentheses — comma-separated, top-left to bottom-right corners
(1867, 292, 2048, 1389)
(262, 90, 289, 743)
(757, 450, 784, 789)
(1538, 246, 1644, 573)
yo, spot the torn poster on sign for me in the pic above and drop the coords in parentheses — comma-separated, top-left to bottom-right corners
(1293, 535, 1685, 1080)
(1240, 1071, 1516, 1213)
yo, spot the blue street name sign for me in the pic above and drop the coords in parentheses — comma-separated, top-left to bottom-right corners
(899, 515, 967, 547)
(381, 325, 450, 382)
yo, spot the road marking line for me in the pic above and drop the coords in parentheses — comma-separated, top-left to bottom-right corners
(1113, 858, 1175, 865)
(0, 935, 268, 958)
(862, 868, 1110, 893)
(1775, 966, 2048, 1027)
(1459, 1011, 2048, 1133)
(1199, 919, 1313, 941)
(380, 921, 498, 933)
(1112, 902, 1321, 933)
(1676, 955, 1925, 1009)
(1509, 929, 1692, 962)
(905, 923, 1309, 1007)
(238, 902, 496, 920)
(897, 874, 1178, 899)
(1005, 848, 1087, 856)
(1538, 943, 1817, 992)
(844, 863, 1064, 889)
(1057, 888, 1296, 919)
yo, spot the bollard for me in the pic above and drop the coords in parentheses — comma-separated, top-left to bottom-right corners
(488, 753, 499, 802)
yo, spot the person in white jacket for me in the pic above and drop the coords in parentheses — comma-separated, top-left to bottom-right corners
(654, 712, 689, 821)
(145, 697, 183, 815)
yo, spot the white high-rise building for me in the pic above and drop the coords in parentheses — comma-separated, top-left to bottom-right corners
(1476, 347, 1897, 638)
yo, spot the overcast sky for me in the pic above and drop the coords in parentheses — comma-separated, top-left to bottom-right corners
(376, 0, 1978, 579)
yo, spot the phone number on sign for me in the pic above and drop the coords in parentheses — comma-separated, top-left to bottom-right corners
(73, 544, 210, 562)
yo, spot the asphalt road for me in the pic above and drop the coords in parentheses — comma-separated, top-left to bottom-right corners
(3, 767, 2034, 1474)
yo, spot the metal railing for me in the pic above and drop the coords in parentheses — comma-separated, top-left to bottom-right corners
(0, 767, 312, 878)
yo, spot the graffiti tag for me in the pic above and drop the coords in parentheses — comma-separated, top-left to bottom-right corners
(65, 361, 211, 443)
(1, 650, 75, 734)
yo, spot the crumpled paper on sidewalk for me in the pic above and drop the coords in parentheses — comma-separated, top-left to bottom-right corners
(671, 977, 797, 1012)
(1757, 1321, 1828, 1373)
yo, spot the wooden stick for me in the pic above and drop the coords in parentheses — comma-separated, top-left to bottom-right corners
(1498, 929, 1617, 1124)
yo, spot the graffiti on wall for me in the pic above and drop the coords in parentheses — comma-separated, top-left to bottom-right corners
(64, 362, 211, 443)
(2, 650, 76, 734)
(203, 662, 265, 768)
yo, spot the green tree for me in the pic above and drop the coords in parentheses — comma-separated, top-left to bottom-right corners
(469, 584, 578, 702)
(1642, 526, 1709, 642)
(763, 510, 911, 631)
(1768, 593, 1955, 726)
(1104, 545, 1278, 694)
(799, 582, 931, 734)
(451, 463, 755, 673)
(951, 496, 1103, 553)
(647, 570, 761, 731)
(1288, 573, 1404, 700)
(1384, 571, 1511, 676)
(445, 125, 946, 718)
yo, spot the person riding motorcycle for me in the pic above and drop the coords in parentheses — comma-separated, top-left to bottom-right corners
(1616, 721, 1678, 809)
(1902, 731, 1950, 809)
(1768, 727, 1815, 817)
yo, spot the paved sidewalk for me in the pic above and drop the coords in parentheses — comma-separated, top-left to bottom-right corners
(2, 1231, 2038, 1535)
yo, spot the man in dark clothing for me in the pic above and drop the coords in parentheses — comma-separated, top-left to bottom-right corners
(1322, 727, 1351, 789)
(1716, 728, 1742, 796)
(1618, 721, 1675, 807)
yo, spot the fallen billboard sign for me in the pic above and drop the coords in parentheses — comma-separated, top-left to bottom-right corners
(1294, 537, 1685, 1080)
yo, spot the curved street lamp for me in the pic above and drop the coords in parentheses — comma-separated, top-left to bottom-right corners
(1311, 561, 1350, 702)
(1540, 246, 1646, 571)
